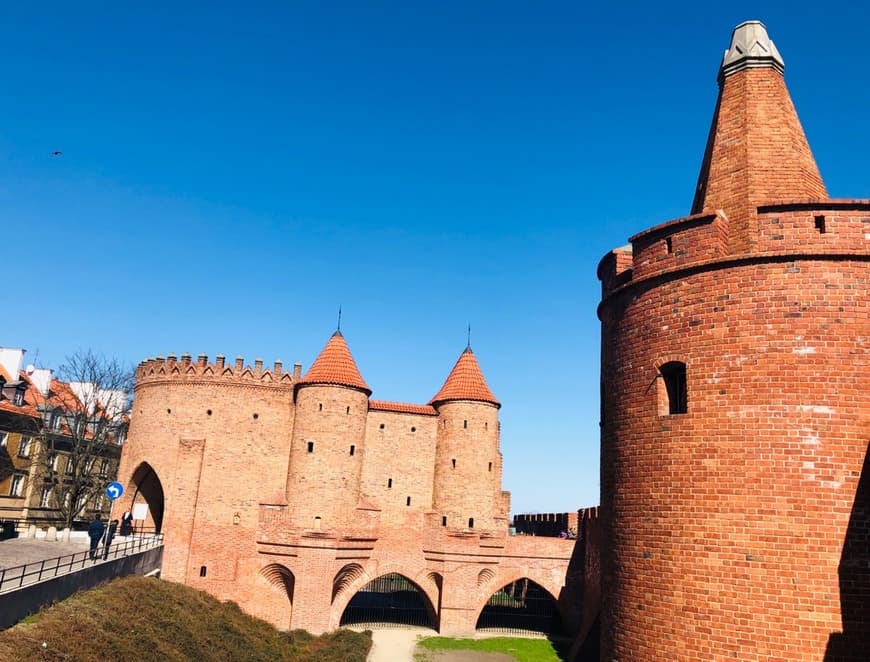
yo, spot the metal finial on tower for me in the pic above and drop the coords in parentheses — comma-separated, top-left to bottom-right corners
(467, 324, 471, 350)
(337, 305, 342, 332)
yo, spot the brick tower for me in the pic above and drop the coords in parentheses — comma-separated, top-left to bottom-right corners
(430, 346, 504, 531)
(284, 331, 371, 530)
(597, 21, 869, 660)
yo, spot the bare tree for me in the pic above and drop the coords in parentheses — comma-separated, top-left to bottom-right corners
(27, 350, 133, 529)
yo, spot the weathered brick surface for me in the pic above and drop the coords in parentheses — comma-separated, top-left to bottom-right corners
(598, 23, 869, 660)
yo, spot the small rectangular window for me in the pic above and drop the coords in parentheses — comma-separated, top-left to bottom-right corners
(17, 437, 32, 458)
(199, 566, 207, 577)
(349, 445, 355, 456)
(40, 487, 52, 508)
(814, 215, 826, 233)
(406, 496, 411, 506)
(442, 516, 447, 526)
(307, 441, 314, 453)
(387, 478, 392, 488)
(660, 362, 688, 415)
(10, 474, 25, 497)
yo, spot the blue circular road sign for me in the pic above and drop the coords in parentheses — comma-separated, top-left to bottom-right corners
(105, 482, 124, 500)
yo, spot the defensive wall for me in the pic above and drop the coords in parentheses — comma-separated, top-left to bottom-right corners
(114, 337, 596, 641)
(598, 22, 869, 660)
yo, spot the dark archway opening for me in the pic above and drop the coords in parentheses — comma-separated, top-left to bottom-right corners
(128, 462, 165, 533)
(340, 573, 436, 629)
(476, 578, 562, 635)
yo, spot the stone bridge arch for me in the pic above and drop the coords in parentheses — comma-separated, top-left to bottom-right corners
(329, 562, 441, 630)
(473, 571, 565, 635)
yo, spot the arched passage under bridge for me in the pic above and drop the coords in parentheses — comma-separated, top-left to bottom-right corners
(340, 573, 438, 630)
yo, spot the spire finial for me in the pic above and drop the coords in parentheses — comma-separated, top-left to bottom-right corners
(337, 305, 342, 333)
(467, 324, 471, 350)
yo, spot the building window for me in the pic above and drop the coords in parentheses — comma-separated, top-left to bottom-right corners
(468, 518, 474, 529)
(406, 496, 411, 506)
(49, 454, 59, 472)
(99, 460, 109, 478)
(451, 458, 456, 469)
(387, 478, 392, 488)
(442, 516, 447, 527)
(814, 215, 826, 233)
(307, 442, 314, 453)
(349, 445, 355, 456)
(488, 462, 492, 472)
(10, 474, 25, 497)
(660, 361, 688, 415)
(52, 410, 63, 430)
(463, 420, 468, 429)
(17, 436, 32, 458)
(0, 432, 7, 448)
(200, 566, 207, 577)
(40, 487, 52, 508)
(13, 390, 24, 406)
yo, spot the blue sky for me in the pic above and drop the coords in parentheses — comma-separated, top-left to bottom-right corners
(2, 2, 867, 512)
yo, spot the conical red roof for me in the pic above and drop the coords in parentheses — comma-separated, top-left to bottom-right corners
(691, 21, 826, 251)
(298, 331, 371, 394)
(429, 347, 500, 408)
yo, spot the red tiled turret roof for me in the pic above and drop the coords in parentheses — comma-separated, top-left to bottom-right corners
(429, 347, 500, 408)
(297, 331, 371, 394)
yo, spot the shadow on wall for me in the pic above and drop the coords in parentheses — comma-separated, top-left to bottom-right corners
(825, 441, 870, 660)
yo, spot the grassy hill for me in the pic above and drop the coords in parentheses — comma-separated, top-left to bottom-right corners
(0, 576, 371, 661)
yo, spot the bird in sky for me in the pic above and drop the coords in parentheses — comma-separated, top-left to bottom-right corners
(51, 151, 63, 156)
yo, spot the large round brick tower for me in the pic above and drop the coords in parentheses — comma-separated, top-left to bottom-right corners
(284, 331, 371, 530)
(597, 21, 869, 660)
(431, 346, 505, 531)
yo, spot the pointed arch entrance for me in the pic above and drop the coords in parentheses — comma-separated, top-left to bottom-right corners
(339, 573, 437, 629)
(476, 578, 562, 634)
(126, 462, 165, 533)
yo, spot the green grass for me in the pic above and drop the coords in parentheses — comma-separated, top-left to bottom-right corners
(0, 575, 372, 661)
(417, 636, 564, 662)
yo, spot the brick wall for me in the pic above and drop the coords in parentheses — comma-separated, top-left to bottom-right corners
(599, 209, 869, 659)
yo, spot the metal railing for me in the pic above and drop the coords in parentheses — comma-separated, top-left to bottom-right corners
(0, 533, 164, 593)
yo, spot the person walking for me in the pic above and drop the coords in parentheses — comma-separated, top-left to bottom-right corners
(102, 519, 119, 560)
(88, 514, 104, 560)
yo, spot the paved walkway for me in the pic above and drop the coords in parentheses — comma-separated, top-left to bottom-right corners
(0, 537, 89, 570)
(366, 627, 429, 662)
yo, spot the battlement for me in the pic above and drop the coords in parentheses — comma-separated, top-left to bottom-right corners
(135, 353, 302, 388)
(599, 200, 870, 298)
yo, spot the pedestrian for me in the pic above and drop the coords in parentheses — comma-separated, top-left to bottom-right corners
(120, 511, 133, 536)
(102, 519, 119, 560)
(88, 514, 104, 560)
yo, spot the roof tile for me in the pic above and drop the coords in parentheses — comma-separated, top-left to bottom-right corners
(298, 331, 371, 394)
(429, 347, 500, 408)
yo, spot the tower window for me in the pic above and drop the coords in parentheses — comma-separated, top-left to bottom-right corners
(814, 215, 826, 233)
(665, 237, 673, 254)
(463, 420, 468, 429)
(307, 442, 314, 453)
(410, 426, 416, 433)
(488, 462, 492, 472)
(379, 423, 385, 430)
(451, 459, 456, 469)
(406, 496, 411, 506)
(319, 403, 323, 411)
(660, 361, 688, 415)
(388, 478, 392, 488)
(349, 445, 355, 456)
(200, 566, 207, 577)
(346, 406, 350, 414)
(468, 518, 474, 529)
(442, 516, 447, 527)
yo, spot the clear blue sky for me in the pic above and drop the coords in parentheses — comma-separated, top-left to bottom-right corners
(3, 2, 867, 512)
